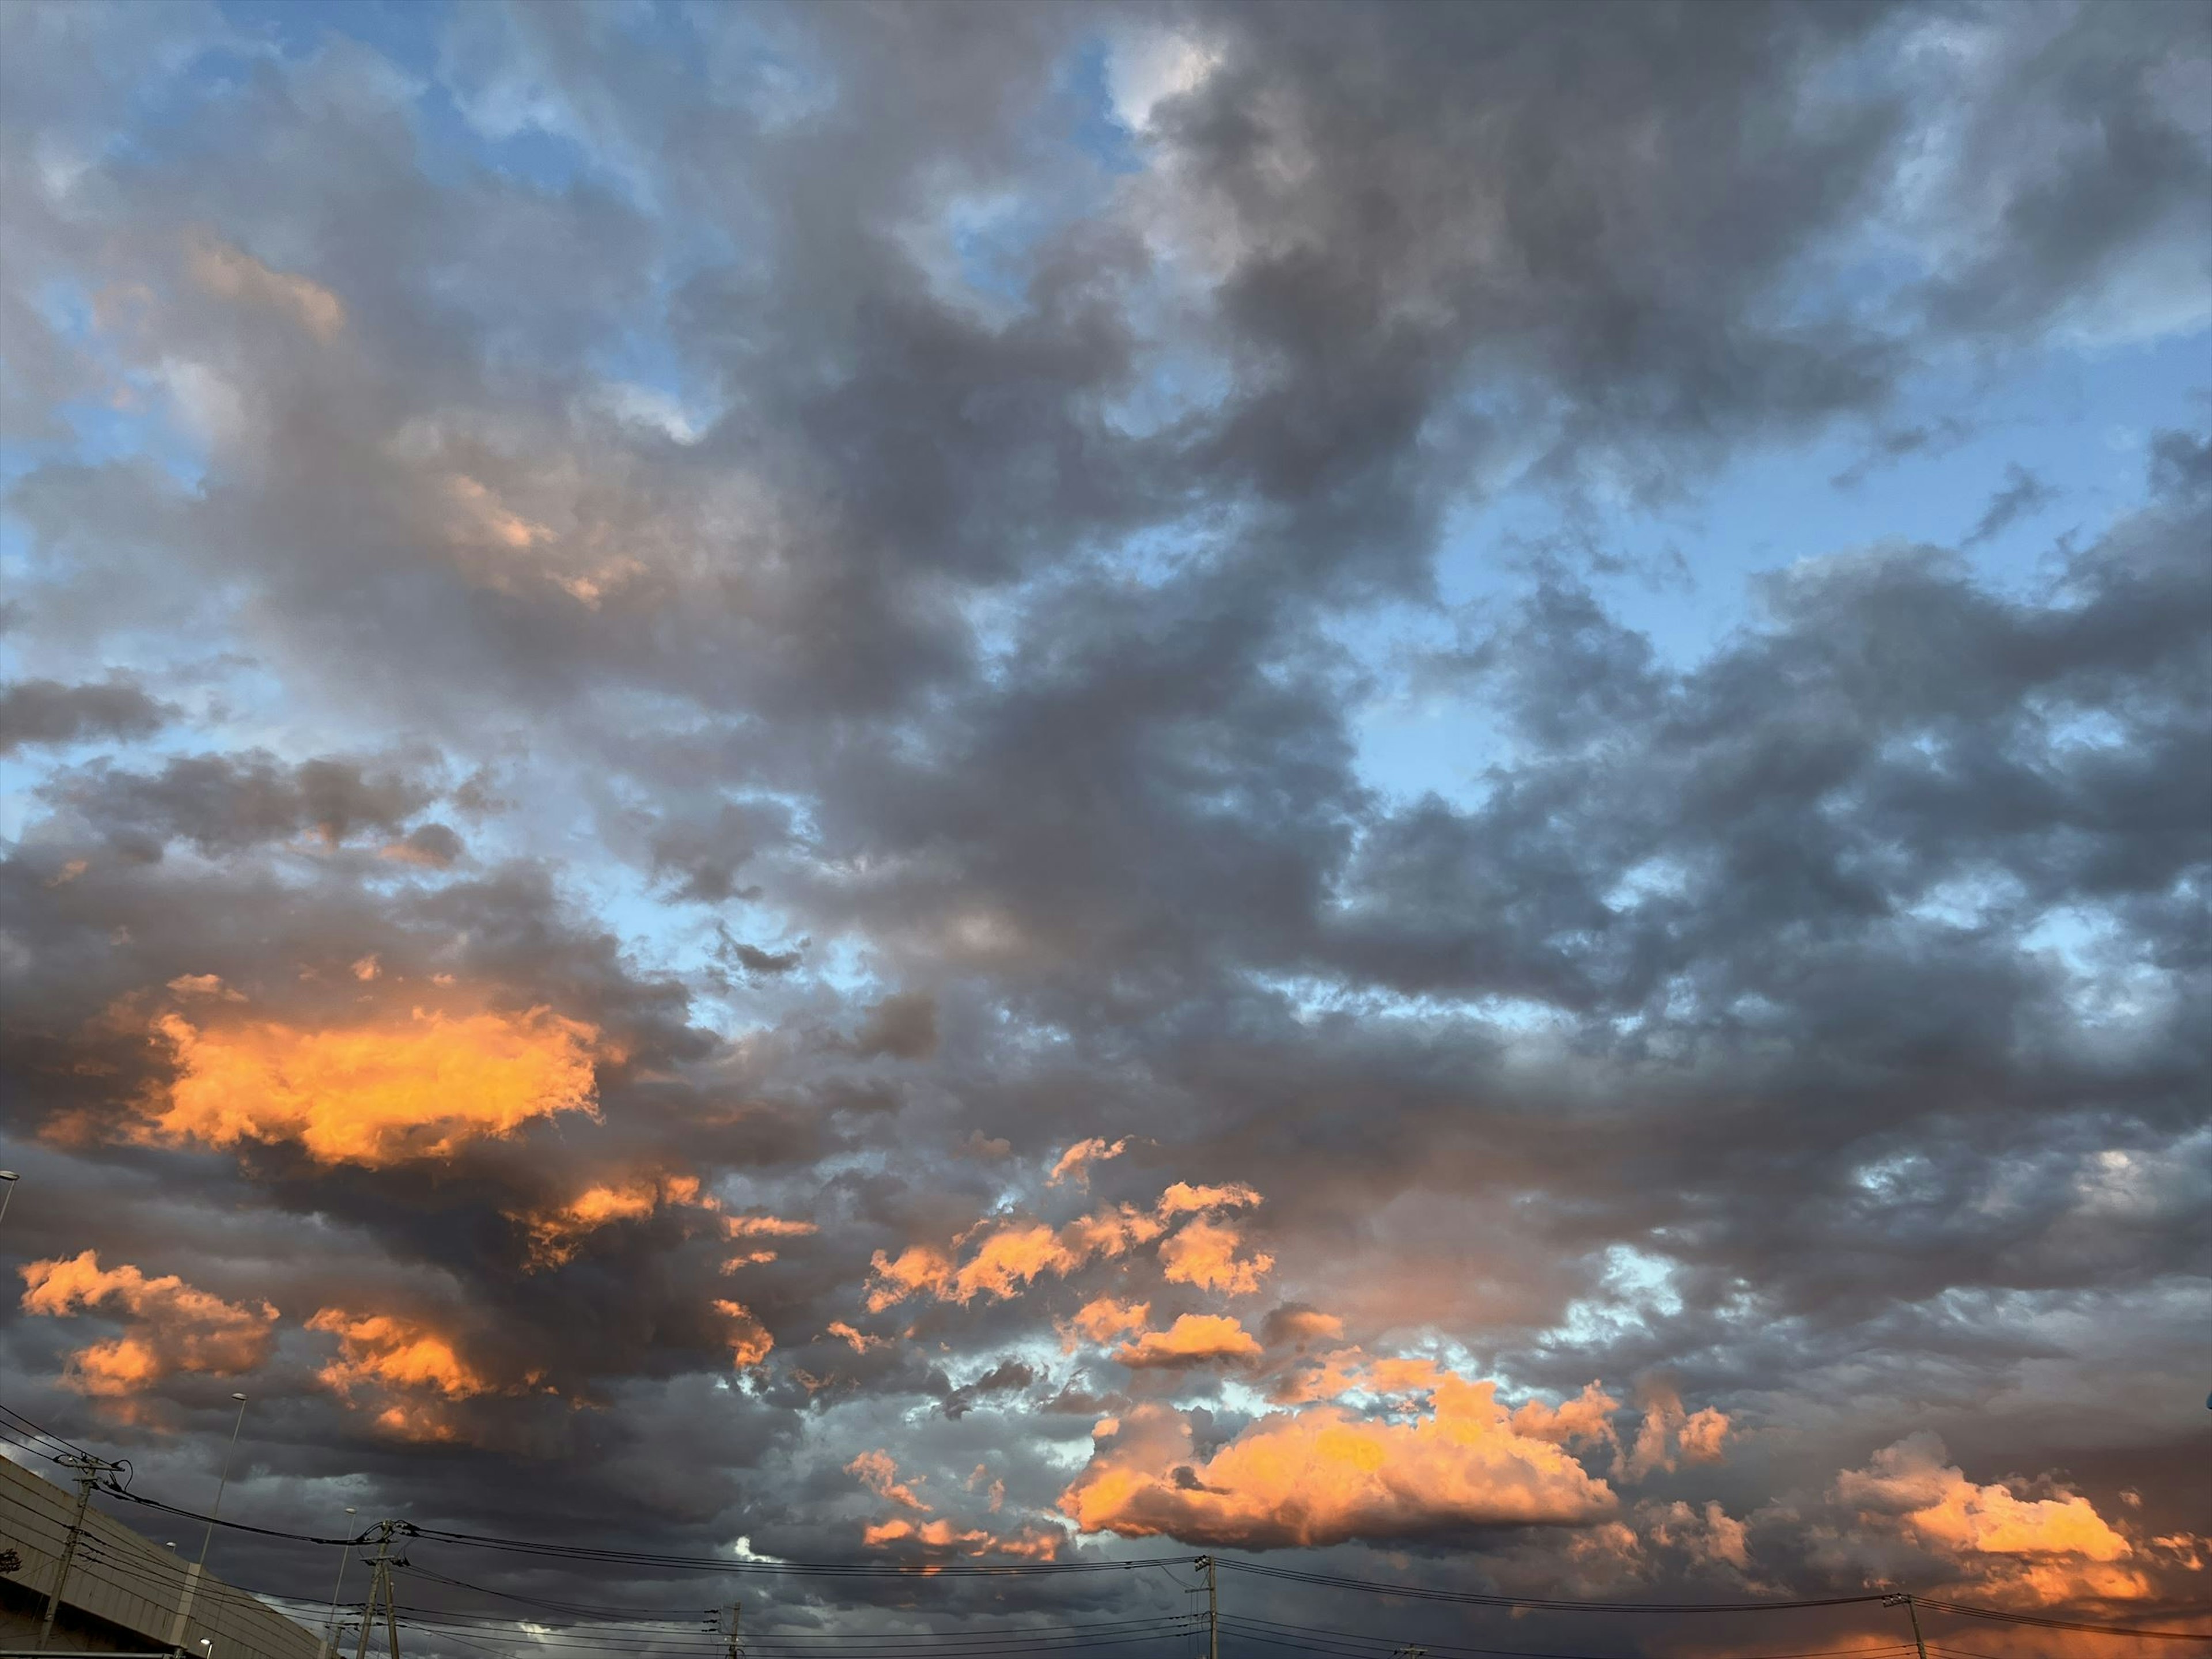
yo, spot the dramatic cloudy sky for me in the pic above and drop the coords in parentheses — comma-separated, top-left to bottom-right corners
(3, 1, 2208, 1652)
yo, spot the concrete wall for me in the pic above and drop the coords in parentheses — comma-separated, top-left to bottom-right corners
(0, 1455, 326, 1659)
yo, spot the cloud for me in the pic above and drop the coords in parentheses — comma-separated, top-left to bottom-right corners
(185, 230, 346, 340)
(1961, 462, 2059, 547)
(1047, 1136, 1128, 1187)
(0, 677, 173, 755)
(1830, 1434, 2148, 1603)
(848, 1448, 928, 1512)
(135, 1003, 603, 1166)
(1113, 1312, 1260, 1368)
(1157, 1214, 1272, 1295)
(43, 752, 437, 860)
(20, 1251, 276, 1396)
(1059, 1372, 1618, 1547)
(1620, 1384, 1731, 1482)
(1, 0, 2206, 1628)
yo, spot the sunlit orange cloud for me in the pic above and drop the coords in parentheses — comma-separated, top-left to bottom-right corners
(1158, 1214, 1272, 1294)
(1114, 1312, 1261, 1368)
(720, 1213, 819, 1270)
(511, 1174, 716, 1269)
(1513, 1381, 1625, 1453)
(859, 1515, 1065, 1562)
(1060, 1297, 1150, 1351)
(21, 1251, 276, 1396)
(827, 1320, 889, 1353)
(139, 1005, 601, 1166)
(713, 1299, 774, 1368)
(1047, 1137, 1127, 1187)
(1155, 1181, 1261, 1218)
(305, 1306, 516, 1445)
(848, 1449, 929, 1511)
(1059, 1372, 1618, 1547)
(864, 1179, 1268, 1309)
(1834, 1434, 2149, 1604)
(309, 1308, 490, 1400)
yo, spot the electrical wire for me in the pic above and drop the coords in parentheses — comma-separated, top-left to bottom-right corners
(1217, 1558, 1892, 1615)
(1217, 1611, 1922, 1659)
(1911, 1595, 2210, 1642)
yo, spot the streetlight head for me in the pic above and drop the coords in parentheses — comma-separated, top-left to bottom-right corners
(0, 1170, 18, 1180)
(345, 1506, 357, 1516)
(230, 1392, 248, 1402)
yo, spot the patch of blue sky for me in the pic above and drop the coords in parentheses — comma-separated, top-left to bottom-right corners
(1537, 1243, 1684, 1353)
(1059, 36, 1146, 178)
(5, 283, 212, 492)
(1331, 327, 2210, 811)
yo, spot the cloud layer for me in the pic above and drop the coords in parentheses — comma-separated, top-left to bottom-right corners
(1, 0, 2205, 1647)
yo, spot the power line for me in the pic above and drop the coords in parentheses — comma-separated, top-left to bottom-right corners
(1217, 1558, 1892, 1615)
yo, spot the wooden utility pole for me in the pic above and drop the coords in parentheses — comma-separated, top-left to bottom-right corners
(37, 1453, 124, 1649)
(351, 1522, 402, 1659)
(1883, 1592, 1929, 1659)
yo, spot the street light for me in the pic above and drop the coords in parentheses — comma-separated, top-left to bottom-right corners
(174, 1394, 249, 1657)
(322, 1507, 359, 1659)
(0, 1171, 19, 1228)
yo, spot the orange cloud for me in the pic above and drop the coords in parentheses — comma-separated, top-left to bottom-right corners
(1834, 1434, 2147, 1604)
(714, 1299, 774, 1368)
(1158, 1214, 1272, 1294)
(848, 1449, 928, 1511)
(1263, 1306, 1344, 1346)
(141, 1005, 601, 1166)
(862, 1179, 1267, 1309)
(1512, 1382, 1624, 1453)
(1062, 1297, 1150, 1350)
(1048, 1137, 1128, 1187)
(1114, 1312, 1262, 1368)
(308, 1308, 489, 1401)
(166, 974, 244, 1001)
(1059, 1372, 1618, 1547)
(827, 1320, 889, 1353)
(509, 1175, 755, 1270)
(20, 1251, 276, 1396)
(1155, 1180, 1262, 1218)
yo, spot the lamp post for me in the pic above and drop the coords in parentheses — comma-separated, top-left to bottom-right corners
(321, 1508, 359, 1659)
(170, 1393, 249, 1656)
(0, 1171, 20, 1228)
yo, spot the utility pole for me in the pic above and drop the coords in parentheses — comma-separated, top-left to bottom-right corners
(352, 1522, 403, 1659)
(36, 1452, 124, 1649)
(1197, 1555, 1217, 1659)
(1883, 1592, 1929, 1659)
(723, 1602, 741, 1659)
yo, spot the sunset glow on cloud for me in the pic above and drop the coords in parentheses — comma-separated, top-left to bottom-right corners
(1060, 1373, 1619, 1547)
(139, 1005, 603, 1165)
(20, 1251, 276, 1396)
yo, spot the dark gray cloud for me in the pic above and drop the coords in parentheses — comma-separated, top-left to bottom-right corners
(0, 677, 175, 755)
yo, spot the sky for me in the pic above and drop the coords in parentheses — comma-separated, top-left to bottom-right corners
(1, 1, 2208, 1653)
